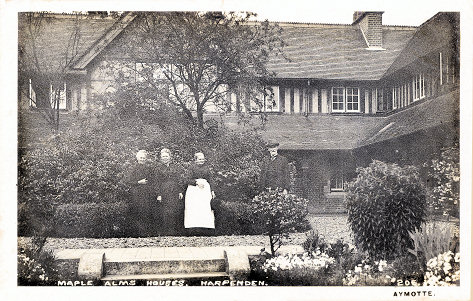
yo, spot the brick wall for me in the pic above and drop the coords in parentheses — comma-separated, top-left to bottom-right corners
(357, 12, 383, 48)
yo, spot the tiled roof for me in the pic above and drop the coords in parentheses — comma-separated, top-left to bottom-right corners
(267, 24, 416, 81)
(18, 14, 115, 74)
(383, 12, 459, 78)
(221, 89, 459, 150)
(222, 114, 383, 150)
(361, 89, 459, 147)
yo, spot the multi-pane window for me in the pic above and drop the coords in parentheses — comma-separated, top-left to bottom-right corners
(332, 87, 359, 112)
(330, 175, 345, 192)
(346, 88, 359, 112)
(332, 87, 344, 112)
(413, 73, 425, 101)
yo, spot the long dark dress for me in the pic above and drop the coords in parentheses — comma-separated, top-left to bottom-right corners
(124, 162, 158, 237)
(155, 162, 185, 236)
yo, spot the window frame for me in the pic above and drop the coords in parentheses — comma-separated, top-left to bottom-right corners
(330, 174, 345, 192)
(331, 87, 360, 113)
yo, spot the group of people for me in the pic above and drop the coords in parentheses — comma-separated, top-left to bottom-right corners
(124, 149, 216, 237)
(124, 141, 290, 237)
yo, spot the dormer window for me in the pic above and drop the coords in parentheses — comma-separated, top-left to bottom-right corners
(332, 87, 360, 113)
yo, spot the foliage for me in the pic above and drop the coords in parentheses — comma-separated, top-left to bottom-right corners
(302, 230, 328, 254)
(251, 251, 335, 286)
(18, 245, 58, 286)
(345, 160, 427, 260)
(389, 255, 425, 285)
(54, 202, 127, 238)
(215, 200, 265, 235)
(408, 221, 455, 272)
(250, 188, 310, 255)
(19, 101, 269, 237)
(116, 11, 286, 127)
(426, 144, 460, 218)
(423, 251, 460, 286)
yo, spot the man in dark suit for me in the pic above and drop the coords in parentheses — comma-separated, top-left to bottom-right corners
(260, 142, 290, 193)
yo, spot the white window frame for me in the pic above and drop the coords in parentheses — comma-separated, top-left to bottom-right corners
(413, 73, 425, 101)
(331, 87, 359, 113)
(330, 175, 345, 192)
(331, 87, 345, 112)
(345, 87, 360, 112)
(392, 87, 396, 109)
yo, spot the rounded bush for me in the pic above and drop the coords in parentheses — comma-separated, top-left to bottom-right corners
(250, 188, 310, 254)
(345, 160, 426, 260)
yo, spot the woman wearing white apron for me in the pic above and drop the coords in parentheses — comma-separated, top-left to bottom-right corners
(184, 152, 216, 236)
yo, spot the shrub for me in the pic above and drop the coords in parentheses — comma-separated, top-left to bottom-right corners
(425, 144, 460, 218)
(214, 200, 265, 235)
(250, 188, 310, 255)
(18, 246, 58, 286)
(408, 221, 455, 272)
(346, 160, 427, 260)
(389, 255, 424, 285)
(54, 202, 128, 238)
(302, 230, 328, 254)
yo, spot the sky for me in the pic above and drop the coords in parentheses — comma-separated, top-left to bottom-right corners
(1, 0, 469, 26)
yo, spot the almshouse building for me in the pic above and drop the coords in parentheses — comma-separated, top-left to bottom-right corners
(18, 11, 460, 213)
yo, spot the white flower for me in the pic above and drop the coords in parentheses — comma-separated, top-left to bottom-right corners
(354, 266, 362, 273)
(454, 253, 460, 263)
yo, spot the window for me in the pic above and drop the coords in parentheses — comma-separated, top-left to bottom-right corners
(413, 73, 425, 101)
(332, 87, 359, 113)
(330, 175, 345, 192)
(392, 87, 397, 109)
(264, 86, 280, 112)
(376, 88, 384, 112)
(346, 88, 359, 112)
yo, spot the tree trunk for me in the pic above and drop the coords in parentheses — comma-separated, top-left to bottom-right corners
(197, 108, 204, 128)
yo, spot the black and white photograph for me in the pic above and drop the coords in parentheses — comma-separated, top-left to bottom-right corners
(1, 0, 471, 300)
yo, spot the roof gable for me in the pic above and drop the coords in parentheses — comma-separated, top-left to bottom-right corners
(71, 12, 136, 70)
(18, 13, 116, 75)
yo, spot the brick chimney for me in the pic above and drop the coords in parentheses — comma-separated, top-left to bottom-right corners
(352, 11, 384, 49)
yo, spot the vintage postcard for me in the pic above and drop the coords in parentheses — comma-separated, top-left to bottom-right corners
(1, 0, 472, 300)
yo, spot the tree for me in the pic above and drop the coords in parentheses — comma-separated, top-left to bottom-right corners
(120, 12, 285, 127)
(18, 12, 84, 131)
(250, 189, 310, 256)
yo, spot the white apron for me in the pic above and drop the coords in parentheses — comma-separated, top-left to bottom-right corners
(184, 179, 215, 229)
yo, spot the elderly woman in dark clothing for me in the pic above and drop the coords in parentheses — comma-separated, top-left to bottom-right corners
(124, 150, 158, 237)
(184, 152, 216, 236)
(156, 148, 185, 236)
